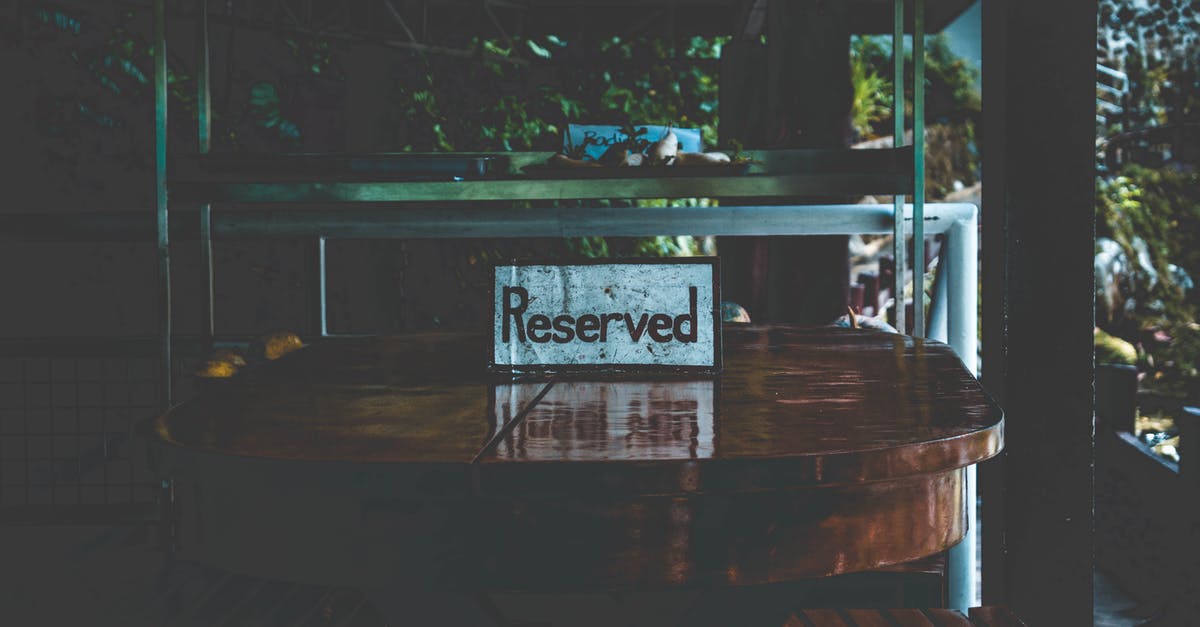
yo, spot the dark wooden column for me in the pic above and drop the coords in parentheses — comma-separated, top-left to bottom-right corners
(980, 0, 1096, 623)
(718, 0, 851, 325)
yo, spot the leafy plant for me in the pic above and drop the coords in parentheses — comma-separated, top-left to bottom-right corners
(849, 36, 893, 141)
(849, 34, 980, 139)
(247, 82, 301, 144)
(1096, 164, 1200, 390)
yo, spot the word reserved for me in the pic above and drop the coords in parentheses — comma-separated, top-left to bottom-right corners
(491, 260, 720, 373)
(501, 285, 699, 345)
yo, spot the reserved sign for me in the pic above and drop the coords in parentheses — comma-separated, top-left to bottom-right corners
(491, 259, 720, 374)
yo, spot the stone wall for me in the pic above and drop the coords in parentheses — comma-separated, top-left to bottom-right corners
(1098, 0, 1200, 69)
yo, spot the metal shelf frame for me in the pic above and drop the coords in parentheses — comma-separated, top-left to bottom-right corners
(151, 0, 968, 610)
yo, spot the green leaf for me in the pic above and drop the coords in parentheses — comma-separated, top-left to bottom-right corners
(526, 39, 552, 59)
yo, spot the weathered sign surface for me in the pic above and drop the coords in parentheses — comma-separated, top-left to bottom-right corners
(491, 259, 720, 373)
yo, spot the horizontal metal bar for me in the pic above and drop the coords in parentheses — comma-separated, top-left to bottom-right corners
(172, 173, 915, 204)
(1096, 63, 1128, 82)
(174, 148, 913, 181)
(216, 203, 975, 238)
(38, 0, 969, 38)
(0, 204, 976, 242)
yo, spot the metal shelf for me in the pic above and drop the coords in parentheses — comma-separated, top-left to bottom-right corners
(169, 147, 915, 203)
(151, 0, 931, 403)
(1, 203, 968, 243)
(172, 173, 912, 204)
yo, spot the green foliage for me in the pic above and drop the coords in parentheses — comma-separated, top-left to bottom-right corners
(925, 35, 981, 115)
(380, 34, 723, 156)
(374, 33, 726, 257)
(1095, 4, 1200, 391)
(284, 38, 344, 80)
(1106, 49, 1199, 139)
(1097, 165, 1200, 302)
(34, 8, 81, 35)
(848, 40, 892, 141)
(1095, 327, 1138, 366)
(1096, 164, 1200, 388)
(248, 82, 301, 144)
(847, 35, 981, 196)
(924, 122, 977, 198)
(848, 34, 980, 141)
(564, 236, 610, 258)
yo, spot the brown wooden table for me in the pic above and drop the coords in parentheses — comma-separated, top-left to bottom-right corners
(147, 326, 1001, 599)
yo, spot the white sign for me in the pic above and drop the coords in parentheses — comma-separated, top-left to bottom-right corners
(565, 124, 703, 161)
(491, 260, 720, 373)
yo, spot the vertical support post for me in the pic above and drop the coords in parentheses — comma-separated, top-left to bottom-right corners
(1177, 406, 1200, 620)
(983, 0, 1096, 621)
(891, 0, 906, 335)
(1178, 407, 1200, 481)
(945, 207, 979, 612)
(314, 237, 328, 337)
(154, 0, 171, 411)
(979, 0, 1008, 609)
(912, 0, 925, 338)
(1095, 364, 1138, 433)
(198, 0, 215, 349)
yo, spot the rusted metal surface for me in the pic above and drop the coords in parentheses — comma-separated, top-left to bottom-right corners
(147, 326, 1001, 590)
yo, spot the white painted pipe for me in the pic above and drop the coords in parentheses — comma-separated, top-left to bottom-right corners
(941, 205, 979, 611)
(211, 202, 981, 239)
(0, 203, 981, 241)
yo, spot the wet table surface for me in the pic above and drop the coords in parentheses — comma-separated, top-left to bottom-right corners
(149, 325, 1003, 590)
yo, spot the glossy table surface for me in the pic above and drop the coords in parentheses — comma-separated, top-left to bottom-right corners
(148, 326, 1003, 589)
(155, 326, 1002, 491)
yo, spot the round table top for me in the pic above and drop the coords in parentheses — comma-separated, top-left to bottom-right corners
(153, 325, 1002, 496)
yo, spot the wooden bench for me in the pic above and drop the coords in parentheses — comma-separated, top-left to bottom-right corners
(783, 606, 1025, 626)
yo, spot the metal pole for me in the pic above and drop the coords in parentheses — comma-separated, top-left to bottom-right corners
(154, 0, 171, 410)
(892, 0, 906, 335)
(945, 205, 979, 612)
(198, 0, 215, 349)
(0, 203, 983, 241)
(314, 237, 328, 337)
(913, 0, 925, 338)
(922, 205, 976, 356)
(946, 209, 978, 374)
